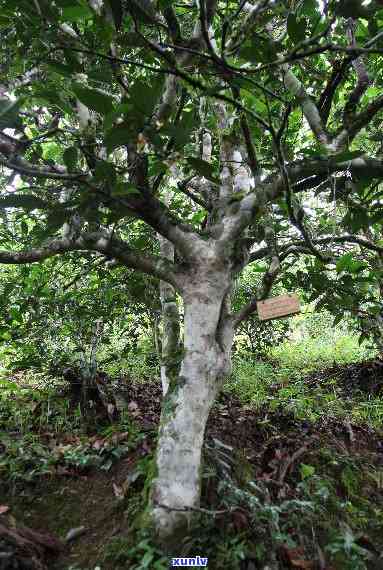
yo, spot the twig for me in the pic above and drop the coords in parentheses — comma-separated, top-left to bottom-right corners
(345, 420, 355, 444)
(154, 502, 229, 516)
(278, 443, 310, 485)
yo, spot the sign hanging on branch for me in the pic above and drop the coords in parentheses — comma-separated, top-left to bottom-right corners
(257, 293, 301, 322)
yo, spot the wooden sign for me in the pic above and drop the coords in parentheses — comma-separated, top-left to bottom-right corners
(257, 293, 300, 322)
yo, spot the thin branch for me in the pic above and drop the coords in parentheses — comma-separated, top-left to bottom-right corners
(278, 443, 310, 485)
(232, 86, 262, 183)
(161, 4, 182, 42)
(318, 57, 351, 125)
(335, 94, 383, 148)
(283, 235, 383, 257)
(0, 157, 88, 181)
(154, 502, 229, 516)
(177, 179, 210, 210)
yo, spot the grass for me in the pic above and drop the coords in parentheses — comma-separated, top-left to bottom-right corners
(271, 334, 375, 373)
(225, 332, 382, 425)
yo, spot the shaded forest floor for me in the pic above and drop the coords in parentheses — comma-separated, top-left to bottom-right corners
(1, 359, 383, 569)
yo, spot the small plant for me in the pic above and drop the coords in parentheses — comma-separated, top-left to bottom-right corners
(326, 524, 371, 570)
(104, 535, 168, 569)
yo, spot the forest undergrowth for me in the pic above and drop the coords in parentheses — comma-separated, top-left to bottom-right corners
(1, 336, 383, 570)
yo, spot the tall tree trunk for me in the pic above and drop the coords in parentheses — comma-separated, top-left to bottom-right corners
(149, 267, 233, 546)
(158, 190, 180, 396)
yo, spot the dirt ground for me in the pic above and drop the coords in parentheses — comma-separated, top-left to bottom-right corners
(1, 361, 383, 569)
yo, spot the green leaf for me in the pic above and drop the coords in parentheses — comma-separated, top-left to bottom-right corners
(120, 32, 147, 48)
(47, 62, 75, 77)
(0, 379, 19, 389)
(335, 254, 366, 275)
(229, 191, 246, 203)
(94, 160, 117, 183)
(0, 194, 47, 211)
(62, 3, 92, 21)
(349, 260, 366, 274)
(0, 98, 22, 129)
(107, 0, 123, 29)
(63, 146, 78, 171)
(32, 89, 71, 114)
(111, 183, 141, 197)
(105, 125, 132, 153)
(160, 111, 196, 149)
(187, 157, 219, 184)
(333, 313, 343, 326)
(0, 332, 12, 341)
(287, 13, 306, 43)
(73, 85, 114, 115)
(129, 79, 164, 117)
(0, 14, 11, 28)
(252, 264, 268, 272)
(331, 150, 364, 163)
(301, 0, 319, 17)
(336, 253, 353, 273)
(140, 550, 154, 568)
(239, 37, 278, 63)
(191, 210, 206, 224)
(149, 161, 168, 177)
(129, 0, 157, 24)
(45, 208, 71, 233)
(103, 103, 131, 131)
(300, 463, 315, 480)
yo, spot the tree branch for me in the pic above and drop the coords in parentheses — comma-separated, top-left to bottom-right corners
(0, 232, 181, 287)
(232, 216, 280, 327)
(281, 235, 383, 258)
(335, 94, 383, 148)
(0, 157, 87, 181)
(318, 57, 351, 125)
(219, 156, 383, 244)
(281, 64, 332, 149)
(161, 4, 182, 43)
(342, 18, 371, 129)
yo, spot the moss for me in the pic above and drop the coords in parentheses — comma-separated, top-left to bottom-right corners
(233, 449, 254, 486)
(130, 457, 158, 537)
(160, 353, 187, 424)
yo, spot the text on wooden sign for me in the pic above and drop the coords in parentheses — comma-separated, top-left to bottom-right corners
(257, 293, 301, 321)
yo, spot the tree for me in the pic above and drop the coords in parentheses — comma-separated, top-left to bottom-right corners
(1, 0, 383, 546)
(0, 254, 160, 386)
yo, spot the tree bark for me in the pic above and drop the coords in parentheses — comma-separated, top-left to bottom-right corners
(149, 266, 234, 546)
(159, 273, 180, 396)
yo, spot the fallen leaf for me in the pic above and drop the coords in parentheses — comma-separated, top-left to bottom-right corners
(290, 561, 315, 569)
(281, 546, 315, 569)
(112, 482, 125, 499)
(128, 401, 138, 412)
(140, 439, 151, 455)
(232, 509, 248, 531)
(56, 466, 78, 476)
(111, 432, 129, 445)
(92, 438, 105, 451)
(65, 526, 87, 543)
